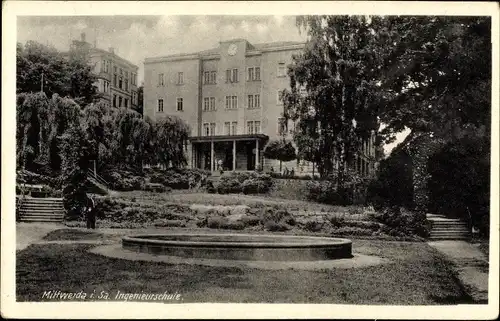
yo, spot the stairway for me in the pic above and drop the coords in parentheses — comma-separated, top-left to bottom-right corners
(17, 197, 65, 223)
(427, 214, 471, 241)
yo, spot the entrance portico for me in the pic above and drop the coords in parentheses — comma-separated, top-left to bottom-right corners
(189, 134, 268, 172)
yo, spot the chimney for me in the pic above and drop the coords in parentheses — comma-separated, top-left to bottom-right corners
(109, 47, 115, 54)
(81, 32, 86, 42)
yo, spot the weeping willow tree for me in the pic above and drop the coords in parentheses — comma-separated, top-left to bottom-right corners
(16, 92, 81, 172)
(155, 116, 191, 169)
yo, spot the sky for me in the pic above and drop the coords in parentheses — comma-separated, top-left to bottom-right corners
(16, 15, 307, 84)
(16, 15, 407, 154)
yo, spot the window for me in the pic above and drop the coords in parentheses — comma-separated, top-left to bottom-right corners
(247, 121, 254, 134)
(113, 94, 117, 107)
(248, 68, 254, 81)
(124, 98, 128, 108)
(226, 69, 238, 83)
(210, 71, 217, 84)
(132, 92, 136, 104)
(246, 121, 261, 134)
(113, 74, 117, 87)
(177, 72, 184, 85)
(114, 66, 117, 73)
(278, 117, 286, 135)
(277, 90, 284, 105)
(231, 122, 237, 135)
(203, 97, 216, 111)
(204, 71, 210, 84)
(231, 96, 238, 109)
(120, 68, 123, 76)
(225, 96, 238, 109)
(247, 95, 254, 109)
(209, 123, 216, 136)
(254, 94, 260, 108)
(158, 73, 164, 86)
(232, 68, 238, 82)
(103, 80, 110, 93)
(125, 79, 129, 91)
(247, 67, 261, 81)
(118, 96, 123, 107)
(125, 71, 129, 78)
(203, 123, 210, 136)
(204, 97, 210, 111)
(277, 62, 286, 77)
(248, 94, 260, 109)
(224, 122, 231, 135)
(177, 98, 183, 111)
(210, 97, 215, 110)
(254, 121, 261, 134)
(101, 59, 106, 72)
(119, 77, 123, 90)
(158, 99, 164, 112)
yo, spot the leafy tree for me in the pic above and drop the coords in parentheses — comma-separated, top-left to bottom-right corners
(263, 139, 297, 172)
(376, 17, 491, 142)
(59, 123, 92, 219)
(133, 85, 144, 116)
(283, 16, 381, 181)
(16, 41, 99, 106)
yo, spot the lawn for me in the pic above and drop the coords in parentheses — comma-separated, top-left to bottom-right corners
(16, 234, 475, 304)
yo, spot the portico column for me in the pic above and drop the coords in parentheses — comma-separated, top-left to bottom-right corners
(210, 141, 214, 172)
(255, 139, 260, 169)
(232, 140, 236, 171)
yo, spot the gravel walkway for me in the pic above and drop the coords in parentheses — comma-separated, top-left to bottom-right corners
(427, 240, 489, 303)
(16, 222, 65, 251)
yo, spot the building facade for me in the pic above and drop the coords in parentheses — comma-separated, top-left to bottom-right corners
(67, 33, 139, 109)
(144, 39, 376, 176)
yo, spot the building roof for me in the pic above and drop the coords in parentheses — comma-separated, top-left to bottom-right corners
(145, 39, 306, 64)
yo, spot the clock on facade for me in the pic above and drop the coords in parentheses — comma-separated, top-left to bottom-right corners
(228, 44, 237, 56)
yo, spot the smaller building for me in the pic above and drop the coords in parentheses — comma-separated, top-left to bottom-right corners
(65, 33, 139, 109)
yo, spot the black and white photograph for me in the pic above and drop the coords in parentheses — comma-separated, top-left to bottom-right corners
(2, 1, 499, 319)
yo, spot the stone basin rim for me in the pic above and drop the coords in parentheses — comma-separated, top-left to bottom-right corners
(122, 233, 352, 249)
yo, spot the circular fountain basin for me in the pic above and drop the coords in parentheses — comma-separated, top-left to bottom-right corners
(122, 233, 352, 261)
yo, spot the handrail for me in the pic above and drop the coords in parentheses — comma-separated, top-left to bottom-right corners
(16, 181, 28, 221)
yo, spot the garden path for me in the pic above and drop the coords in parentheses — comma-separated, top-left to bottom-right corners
(427, 240, 489, 303)
(16, 222, 64, 251)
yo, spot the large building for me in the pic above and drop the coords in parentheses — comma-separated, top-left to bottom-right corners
(66, 33, 139, 109)
(144, 38, 375, 176)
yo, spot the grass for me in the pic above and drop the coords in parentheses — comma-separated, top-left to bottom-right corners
(43, 229, 105, 241)
(16, 238, 475, 304)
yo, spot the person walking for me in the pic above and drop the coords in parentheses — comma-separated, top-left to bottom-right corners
(85, 195, 96, 229)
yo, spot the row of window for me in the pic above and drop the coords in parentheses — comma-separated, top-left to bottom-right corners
(112, 94, 129, 108)
(101, 60, 137, 85)
(157, 63, 286, 87)
(158, 92, 283, 113)
(158, 72, 184, 86)
(202, 121, 261, 136)
(157, 98, 184, 113)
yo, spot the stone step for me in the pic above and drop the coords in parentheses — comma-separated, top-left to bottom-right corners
(20, 211, 65, 216)
(428, 236, 470, 241)
(19, 205, 65, 211)
(19, 217, 63, 223)
(19, 214, 65, 220)
(431, 222, 468, 226)
(431, 227, 469, 231)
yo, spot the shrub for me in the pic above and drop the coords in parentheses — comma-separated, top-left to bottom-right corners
(369, 206, 430, 238)
(206, 216, 245, 230)
(264, 221, 291, 232)
(328, 215, 346, 228)
(303, 219, 324, 232)
(217, 177, 242, 194)
(240, 214, 261, 226)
